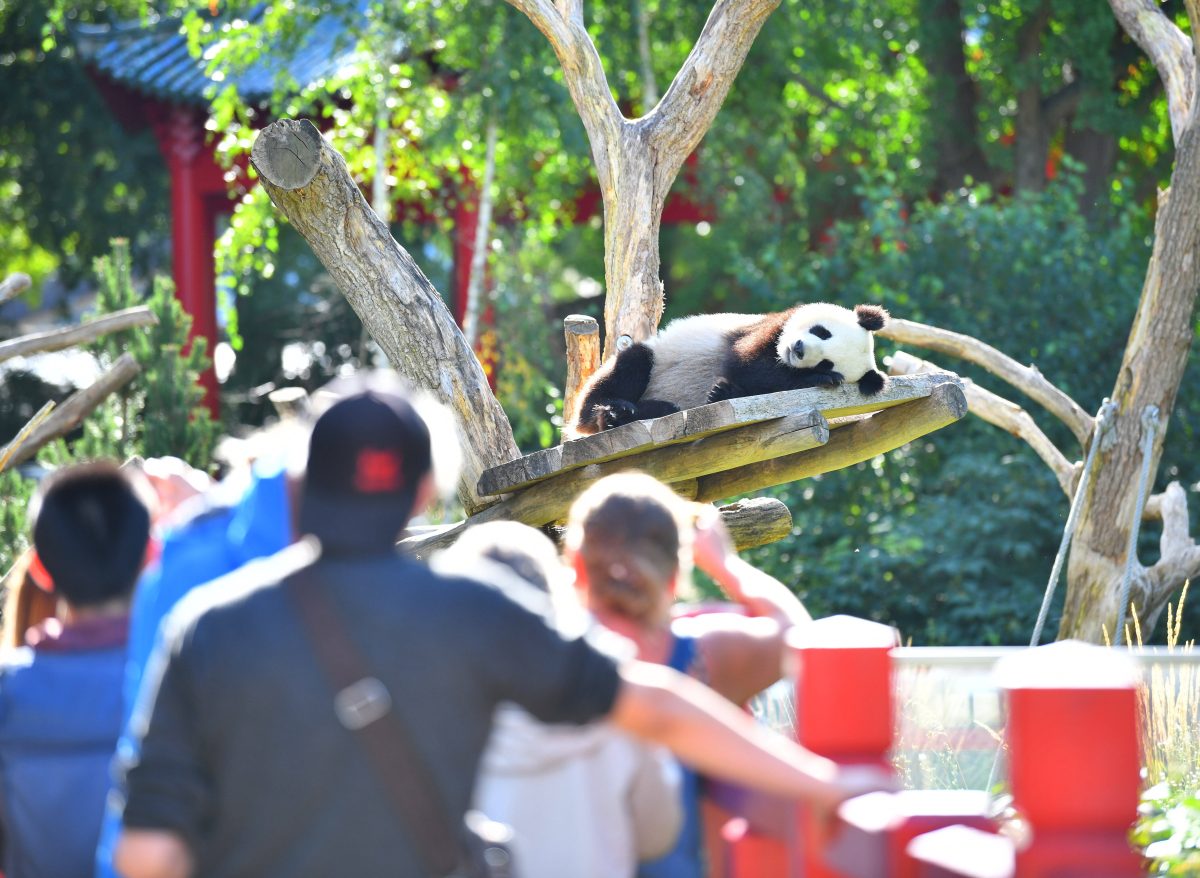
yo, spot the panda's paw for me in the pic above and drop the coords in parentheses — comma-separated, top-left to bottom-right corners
(707, 378, 743, 404)
(810, 370, 844, 388)
(598, 399, 639, 430)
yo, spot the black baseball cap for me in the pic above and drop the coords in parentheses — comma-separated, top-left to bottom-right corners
(298, 380, 433, 553)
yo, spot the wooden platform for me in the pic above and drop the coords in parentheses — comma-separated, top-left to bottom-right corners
(478, 371, 964, 497)
(402, 372, 966, 558)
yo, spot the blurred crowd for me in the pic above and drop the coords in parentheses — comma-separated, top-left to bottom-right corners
(0, 371, 894, 878)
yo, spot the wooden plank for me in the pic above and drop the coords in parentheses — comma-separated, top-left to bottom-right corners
(469, 409, 829, 529)
(478, 372, 956, 497)
(693, 381, 968, 503)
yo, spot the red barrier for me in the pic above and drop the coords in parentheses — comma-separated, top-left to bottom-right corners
(722, 817, 789, 876)
(790, 616, 898, 878)
(908, 641, 1144, 877)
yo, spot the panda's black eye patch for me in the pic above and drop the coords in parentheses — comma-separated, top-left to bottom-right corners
(809, 324, 832, 340)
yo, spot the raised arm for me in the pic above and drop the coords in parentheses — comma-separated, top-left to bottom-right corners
(691, 507, 811, 628)
(608, 660, 894, 812)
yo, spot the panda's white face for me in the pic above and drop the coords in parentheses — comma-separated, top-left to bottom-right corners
(776, 302, 879, 381)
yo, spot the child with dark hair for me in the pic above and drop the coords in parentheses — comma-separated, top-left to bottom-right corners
(0, 461, 153, 878)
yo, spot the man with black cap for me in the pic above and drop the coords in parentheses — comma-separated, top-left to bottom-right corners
(0, 462, 153, 878)
(115, 380, 894, 878)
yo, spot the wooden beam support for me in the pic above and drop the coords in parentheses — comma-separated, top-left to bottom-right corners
(692, 382, 968, 503)
(479, 372, 954, 497)
(472, 409, 829, 529)
(562, 314, 600, 438)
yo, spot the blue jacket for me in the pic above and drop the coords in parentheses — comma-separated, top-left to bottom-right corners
(0, 627, 126, 878)
(96, 461, 292, 878)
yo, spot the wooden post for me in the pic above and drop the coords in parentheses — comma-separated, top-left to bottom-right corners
(563, 314, 601, 439)
(790, 616, 898, 878)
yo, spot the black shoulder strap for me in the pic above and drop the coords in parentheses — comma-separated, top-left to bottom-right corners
(287, 566, 463, 877)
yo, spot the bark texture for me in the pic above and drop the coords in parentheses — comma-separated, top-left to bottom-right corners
(506, 0, 781, 356)
(1055, 0, 1200, 640)
(250, 119, 519, 514)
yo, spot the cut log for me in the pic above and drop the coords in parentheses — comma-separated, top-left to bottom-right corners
(562, 314, 600, 438)
(250, 118, 519, 515)
(716, 496, 793, 549)
(0, 401, 55, 472)
(692, 381, 968, 503)
(478, 372, 954, 497)
(0, 306, 157, 365)
(0, 353, 141, 471)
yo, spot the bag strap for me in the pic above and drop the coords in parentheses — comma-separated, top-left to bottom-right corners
(287, 566, 463, 877)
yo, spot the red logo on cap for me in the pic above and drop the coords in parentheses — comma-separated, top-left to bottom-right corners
(354, 449, 404, 493)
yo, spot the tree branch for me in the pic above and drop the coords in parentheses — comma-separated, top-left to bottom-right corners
(504, 0, 623, 187)
(0, 353, 140, 472)
(1108, 0, 1195, 143)
(647, 0, 782, 187)
(250, 119, 519, 515)
(1140, 481, 1200, 629)
(878, 317, 1093, 449)
(889, 351, 1078, 497)
(0, 273, 31, 306)
(0, 306, 157, 366)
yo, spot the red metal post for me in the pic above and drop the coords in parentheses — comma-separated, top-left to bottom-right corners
(723, 817, 789, 877)
(790, 615, 898, 878)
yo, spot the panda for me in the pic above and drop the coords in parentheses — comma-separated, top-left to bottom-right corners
(572, 302, 889, 435)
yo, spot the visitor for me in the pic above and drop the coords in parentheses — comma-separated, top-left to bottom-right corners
(93, 440, 297, 878)
(457, 521, 684, 878)
(113, 380, 893, 878)
(563, 471, 815, 878)
(0, 462, 153, 878)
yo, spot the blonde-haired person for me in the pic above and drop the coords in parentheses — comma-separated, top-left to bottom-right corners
(452, 521, 683, 878)
(564, 472, 814, 878)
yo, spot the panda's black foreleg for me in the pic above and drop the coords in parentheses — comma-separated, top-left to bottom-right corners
(573, 343, 657, 434)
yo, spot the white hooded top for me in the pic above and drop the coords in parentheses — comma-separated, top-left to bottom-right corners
(473, 704, 683, 878)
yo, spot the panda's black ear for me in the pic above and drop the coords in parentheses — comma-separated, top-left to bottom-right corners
(858, 370, 886, 396)
(855, 304, 888, 331)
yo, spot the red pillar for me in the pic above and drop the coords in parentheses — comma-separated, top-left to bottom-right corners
(999, 641, 1143, 877)
(159, 107, 220, 418)
(790, 615, 898, 878)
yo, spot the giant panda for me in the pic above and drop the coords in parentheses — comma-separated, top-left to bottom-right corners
(572, 302, 889, 435)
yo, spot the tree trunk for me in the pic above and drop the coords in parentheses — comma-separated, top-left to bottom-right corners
(918, 0, 992, 193)
(1059, 123, 1200, 641)
(600, 125, 669, 356)
(250, 119, 519, 515)
(1013, 2, 1053, 193)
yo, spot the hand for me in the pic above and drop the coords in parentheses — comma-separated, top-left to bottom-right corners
(690, 506, 735, 584)
(140, 456, 212, 525)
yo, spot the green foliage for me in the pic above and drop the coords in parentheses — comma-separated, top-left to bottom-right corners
(1136, 782, 1200, 874)
(734, 173, 1183, 646)
(80, 240, 218, 468)
(0, 469, 34, 575)
(0, 0, 168, 284)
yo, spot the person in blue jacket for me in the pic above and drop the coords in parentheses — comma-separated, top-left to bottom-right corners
(0, 462, 153, 878)
(94, 452, 295, 878)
